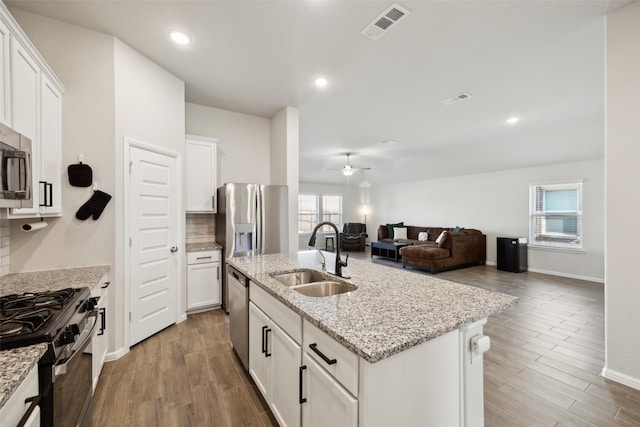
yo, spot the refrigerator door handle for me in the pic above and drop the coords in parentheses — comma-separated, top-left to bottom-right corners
(256, 186, 264, 254)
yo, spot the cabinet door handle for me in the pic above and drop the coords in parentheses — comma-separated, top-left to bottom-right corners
(97, 307, 106, 336)
(265, 328, 272, 357)
(101, 281, 111, 289)
(299, 365, 307, 404)
(217, 266, 220, 280)
(17, 395, 41, 427)
(261, 325, 268, 354)
(309, 343, 336, 365)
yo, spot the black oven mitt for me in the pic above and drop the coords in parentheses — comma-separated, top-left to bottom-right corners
(75, 190, 112, 220)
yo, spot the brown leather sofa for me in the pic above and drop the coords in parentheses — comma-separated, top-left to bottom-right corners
(377, 225, 486, 273)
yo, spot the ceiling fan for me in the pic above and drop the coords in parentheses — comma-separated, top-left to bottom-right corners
(327, 153, 372, 176)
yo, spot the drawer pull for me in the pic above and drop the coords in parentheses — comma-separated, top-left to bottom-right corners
(299, 365, 307, 404)
(196, 256, 212, 260)
(101, 281, 111, 289)
(309, 343, 336, 365)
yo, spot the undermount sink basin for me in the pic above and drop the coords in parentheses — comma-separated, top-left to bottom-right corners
(291, 281, 357, 297)
(270, 269, 358, 297)
(271, 269, 331, 286)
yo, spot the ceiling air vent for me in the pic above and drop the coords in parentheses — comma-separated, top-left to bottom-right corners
(441, 92, 473, 106)
(361, 3, 410, 40)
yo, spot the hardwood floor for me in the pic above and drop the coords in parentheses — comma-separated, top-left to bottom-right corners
(94, 255, 640, 426)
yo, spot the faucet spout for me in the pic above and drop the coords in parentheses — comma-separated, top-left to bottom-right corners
(308, 221, 349, 278)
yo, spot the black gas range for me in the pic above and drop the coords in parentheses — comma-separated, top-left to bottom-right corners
(0, 287, 97, 427)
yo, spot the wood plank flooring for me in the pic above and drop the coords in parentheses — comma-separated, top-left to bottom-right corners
(93, 255, 640, 426)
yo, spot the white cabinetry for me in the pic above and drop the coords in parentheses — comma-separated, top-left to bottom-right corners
(0, 3, 64, 217)
(186, 250, 221, 312)
(185, 135, 218, 213)
(302, 352, 358, 427)
(249, 285, 302, 427)
(0, 364, 40, 427)
(90, 275, 110, 393)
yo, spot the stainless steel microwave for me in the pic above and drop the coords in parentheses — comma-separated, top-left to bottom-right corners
(0, 122, 33, 208)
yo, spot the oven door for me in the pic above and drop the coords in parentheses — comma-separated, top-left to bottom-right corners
(53, 312, 98, 427)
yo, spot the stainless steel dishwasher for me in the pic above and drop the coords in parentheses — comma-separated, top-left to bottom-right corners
(228, 265, 249, 370)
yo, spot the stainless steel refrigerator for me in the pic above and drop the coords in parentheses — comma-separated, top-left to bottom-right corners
(216, 183, 289, 313)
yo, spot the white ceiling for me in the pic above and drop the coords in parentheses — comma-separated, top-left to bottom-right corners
(7, 0, 628, 187)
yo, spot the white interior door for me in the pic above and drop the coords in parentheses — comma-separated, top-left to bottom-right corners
(129, 145, 178, 346)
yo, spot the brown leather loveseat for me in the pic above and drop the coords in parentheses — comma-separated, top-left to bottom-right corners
(377, 225, 486, 273)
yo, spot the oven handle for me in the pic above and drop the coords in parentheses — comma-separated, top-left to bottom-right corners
(16, 395, 40, 427)
(54, 310, 99, 378)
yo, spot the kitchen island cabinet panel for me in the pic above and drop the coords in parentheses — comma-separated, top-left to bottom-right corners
(302, 352, 357, 427)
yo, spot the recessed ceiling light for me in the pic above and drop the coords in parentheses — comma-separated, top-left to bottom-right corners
(507, 117, 519, 124)
(314, 77, 328, 88)
(170, 31, 190, 45)
(381, 139, 400, 145)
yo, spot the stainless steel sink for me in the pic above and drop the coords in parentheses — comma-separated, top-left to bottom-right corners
(291, 281, 357, 297)
(271, 269, 331, 286)
(270, 269, 358, 297)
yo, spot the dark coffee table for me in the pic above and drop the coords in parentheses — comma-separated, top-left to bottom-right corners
(371, 241, 410, 262)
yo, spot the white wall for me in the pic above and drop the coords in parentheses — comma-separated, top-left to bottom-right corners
(8, 8, 116, 275)
(271, 106, 299, 252)
(185, 102, 271, 185)
(604, 0, 640, 390)
(114, 39, 185, 353)
(369, 159, 604, 282)
(298, 182, 366, 250)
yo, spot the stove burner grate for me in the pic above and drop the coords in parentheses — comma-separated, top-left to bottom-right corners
(0, 308, 53, 337)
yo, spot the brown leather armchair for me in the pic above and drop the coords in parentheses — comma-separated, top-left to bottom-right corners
(340, 223, 367, 251)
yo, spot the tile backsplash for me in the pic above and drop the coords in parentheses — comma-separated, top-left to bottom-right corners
(186, 213, 216, 244)
(0, 213, 9, 277)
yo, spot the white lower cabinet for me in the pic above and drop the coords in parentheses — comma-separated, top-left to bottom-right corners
(249, 301, 301, 427)
(90, 275, 110, 393)
(187, 250, 221, 312)
(301, 352, 358, 427)
(0, 364, 40, 427)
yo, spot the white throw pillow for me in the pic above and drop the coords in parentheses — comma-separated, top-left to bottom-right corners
(436, 230, 447, 244)
(418, 231, 428, 241)
(393, 227, 408, 240)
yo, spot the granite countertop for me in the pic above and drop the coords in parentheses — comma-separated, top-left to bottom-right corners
(0, 265, 111, 297)
(186, 242, 222, 252)
(0, 265, 111, 411)
(0, 344, 48, 410)
(229, 251, 518, 364)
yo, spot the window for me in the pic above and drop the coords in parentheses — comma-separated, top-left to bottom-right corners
(529, 182, 583, 250)
(322, 195, 342, 228)
(298, 194, 343, 233)
(298, 195, 319, 233)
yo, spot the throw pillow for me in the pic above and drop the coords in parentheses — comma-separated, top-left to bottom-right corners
(436, 230, 450, 247)
(394, 227, 408, 240)
(453, 226, 465, 233)
(418, 231, 428, 241)
(386, 222, 404, 238)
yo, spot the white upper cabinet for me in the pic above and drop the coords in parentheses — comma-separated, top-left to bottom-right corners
(0, 18, 10, 126)
(185, 135, 218, 213)
(0, 3, 65, 217)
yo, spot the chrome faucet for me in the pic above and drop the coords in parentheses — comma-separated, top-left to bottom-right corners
(308, 221, 349, 278)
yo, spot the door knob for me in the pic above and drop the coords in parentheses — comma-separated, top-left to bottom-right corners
(170, 246, 179, 253)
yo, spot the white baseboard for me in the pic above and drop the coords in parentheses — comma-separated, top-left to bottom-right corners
(601, 367, 640, 391)
(485, 261, 603, 284)
(105, 347, 128, 362)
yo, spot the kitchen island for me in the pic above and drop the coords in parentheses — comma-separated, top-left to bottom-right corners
(229, 250, 517, 427)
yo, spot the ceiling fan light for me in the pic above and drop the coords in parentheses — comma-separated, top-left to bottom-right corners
(343, 168, 354, 176)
